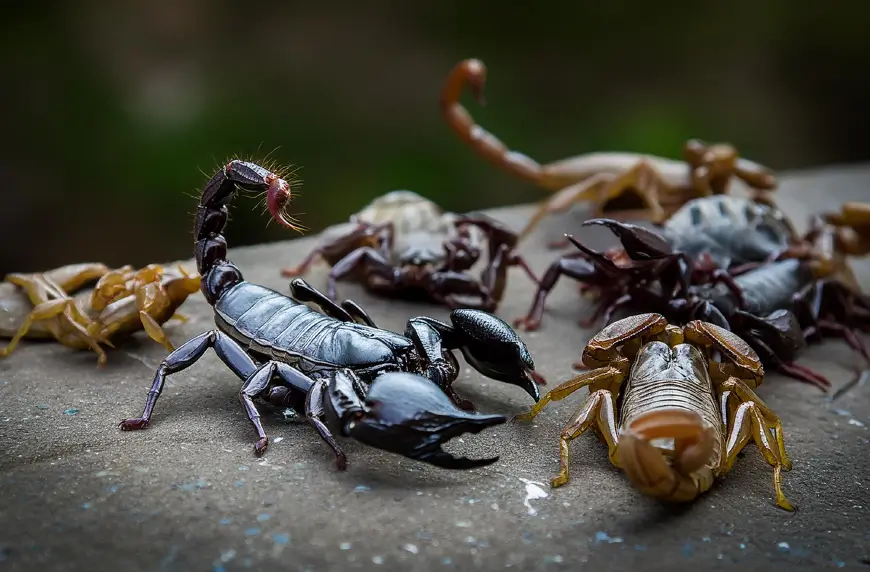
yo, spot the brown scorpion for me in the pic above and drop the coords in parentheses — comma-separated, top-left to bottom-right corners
(515, 313, 793, 511)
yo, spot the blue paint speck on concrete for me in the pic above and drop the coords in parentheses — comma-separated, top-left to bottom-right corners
(257, 513, 271, 522)
(36, 404, 49, 410)
(834, 560, 845, 568)
(271, 533, 290, 545)
(213, 565, 225, 572)
(178, 479, 209, 492)
(354, 485, 371, 492)
(63, 408, 79, 415)
(235, 480, 245, 488)
(739, 543, 746, 550)
(245, 528, 261, 536)
(108, 485, 119, 494)
(682, 543, 693, 557)
(238, 465, 249, 471)
(82, 502, 92, 510)
(777, 542, 790, 553)
(442, 557, 453, 566)
(594, 531, 623, 544)
(220, 518, 232, 526)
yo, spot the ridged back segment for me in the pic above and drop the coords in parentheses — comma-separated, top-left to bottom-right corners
(619, 341, 723, 469)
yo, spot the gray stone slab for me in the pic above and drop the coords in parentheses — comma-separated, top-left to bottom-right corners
(1, 165, 869, 571)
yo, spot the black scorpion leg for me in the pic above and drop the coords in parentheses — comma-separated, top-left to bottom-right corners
(289, 278, 355, 322)
(119, 330, 258, 430)
(745, 335, 831, 390)
(305, 379, 348, 470)
(340, 299, 378, 327)
(514, 251, 599, 331)
(243, 361, 346, 462)
(816, 320, 870, 367)
(325, 247, 397, 301)
(239, 362, 280, 455)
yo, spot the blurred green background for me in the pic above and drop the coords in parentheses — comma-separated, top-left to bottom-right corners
(2, 2, 869, 275)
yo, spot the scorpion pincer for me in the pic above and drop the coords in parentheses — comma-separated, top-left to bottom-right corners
(516, 313, 794, 511)
(120, 160, 542, 471)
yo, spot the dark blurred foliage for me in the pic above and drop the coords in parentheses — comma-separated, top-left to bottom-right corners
(2, 1, 869, 275)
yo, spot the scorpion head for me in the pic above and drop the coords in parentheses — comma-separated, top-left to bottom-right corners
(448, 309, 541, 402)
(325, 370, 505, 469)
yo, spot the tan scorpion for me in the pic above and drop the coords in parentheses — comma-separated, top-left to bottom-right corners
(515, 312, 793, 511)
(0, 262, 201, 365)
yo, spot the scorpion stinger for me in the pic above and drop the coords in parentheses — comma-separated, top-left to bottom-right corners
(120, 160, 519, 470)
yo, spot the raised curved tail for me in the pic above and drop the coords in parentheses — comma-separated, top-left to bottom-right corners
(439, 59, 548, 188)
(194, 160, 302, 305)
(616, 408, 718, 503)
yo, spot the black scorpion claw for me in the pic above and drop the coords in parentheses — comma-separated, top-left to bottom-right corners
(347, 372, 506, 470)
(583, 218, 674, 259)
(449, 309, 542, 402)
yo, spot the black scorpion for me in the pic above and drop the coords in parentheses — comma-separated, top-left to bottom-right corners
(119, 160, 543, 470)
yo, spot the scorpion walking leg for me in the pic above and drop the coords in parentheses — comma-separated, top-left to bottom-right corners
(553, 389, 620, 488)
(280, 222, 394, 278)
(734, 316, 831, 390)
(289, 278, 355, 322)
(240, 361, 339, 462)
(793, 280, 870, 367)
(513, 254, 597, 331)
(0, 296, 109, 364)
(718, 376, 794, 511)
(514, 367, 624, 487)
(119, 330, 258, 430)
(135, 282, 177, 352)
(519, 174, 615, 240)
(305, 379, 348, 470)
(325, 247, 396, 301)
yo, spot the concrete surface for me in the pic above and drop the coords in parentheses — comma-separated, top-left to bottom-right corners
(1, 164, 870, 572)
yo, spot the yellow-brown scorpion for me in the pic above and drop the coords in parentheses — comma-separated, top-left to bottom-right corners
(0, 262, 201, 365)
(515, 312, 793, 511)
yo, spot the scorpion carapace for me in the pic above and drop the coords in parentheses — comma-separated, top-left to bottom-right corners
(120, 160, 540, 471)
(517, 213, 870, 389)
(0, 262, 201, 365)
(279, 189, 539, 312)
(515, 313, 794, 511)
(439, 58, 778, 237)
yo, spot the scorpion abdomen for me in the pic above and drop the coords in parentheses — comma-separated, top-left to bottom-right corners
(215, 282, 413, 371)
(620, 341, 723, 466)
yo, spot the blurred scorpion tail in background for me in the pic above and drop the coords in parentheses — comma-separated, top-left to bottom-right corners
(439, 59, 779, 238)
(440, 59, 550, 190)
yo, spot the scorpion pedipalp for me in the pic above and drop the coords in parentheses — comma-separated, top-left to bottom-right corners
(332, 371, 506, 469)
(448, 309, 544, 401)
(583, 218, 674, 260)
